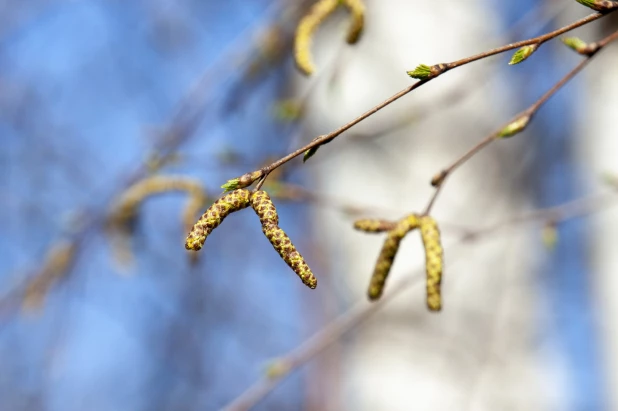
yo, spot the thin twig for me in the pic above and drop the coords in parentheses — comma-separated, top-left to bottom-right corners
(423, 27, 618, 215)
(235, 12, 607, 186)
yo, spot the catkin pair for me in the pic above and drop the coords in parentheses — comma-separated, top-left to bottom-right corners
(357, 214, 444, 311)
(294, 0, 365, 75)
(251, 191, 317, 289)
(184, 189, 317, 289)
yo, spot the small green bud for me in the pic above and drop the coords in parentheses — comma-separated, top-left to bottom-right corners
(221, 170, 265, 192)
(407, 63, 448, 80)
(562, 37, 588, 52)
(302, 135, 333, 163)
(303, 146, 319, 162)
(221, 178, 240, 192)
(407, 64, 432, 80)
(498, 115, 531, 138)
(508, 44, 538, 65)
(575, 0, 618, 12)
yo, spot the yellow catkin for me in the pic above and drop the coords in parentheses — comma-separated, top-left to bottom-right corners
(294, 0, 340, 75)
(182, 192, 210, 236)
(419, 216, 443, 311)
(185, 189, 251, 251)
(251, 191, 317, 289)
(23, 240, 77, 311)
(341, 0, 365, 44)
(353, 219, 396, 233)
(249, 190, 279, 227)
(263, 223, 317, 289)
(111, 175, 205, 225)
(182, 192, 210, 264)
(367, 214, 420, 300)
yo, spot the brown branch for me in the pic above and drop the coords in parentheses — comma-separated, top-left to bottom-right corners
(423, 27, 618, 215)
(237, 11, 607, 186)
(221, 189, 618, 411)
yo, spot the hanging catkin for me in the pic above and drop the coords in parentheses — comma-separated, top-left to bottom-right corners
(185, 189, 251, 251)
(294, 0, 339, 75)
(341, 0, 365, 44)
(251, 191, 317, 289)
(250, 190, 279, 226)
(419, 215, 443, 311)
(367, 214, 420, 300)
(111, 175, 205, 225)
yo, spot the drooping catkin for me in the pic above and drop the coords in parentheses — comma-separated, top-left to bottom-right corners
(182, 192, 210, 236)
(262, 223, 317, 289)
(251, 190, 317, 289)
(367, 214, 420, 300)
(249, 190, 279, 226)
(353, 219, 396, 233)
(185, 189, 251, 251)
(294, 0, 340, 75)
(111, 175, 205, 226)
(341, 0, 365, 44)
(419, 216, 443, 311)
(182, 192, 210, 264)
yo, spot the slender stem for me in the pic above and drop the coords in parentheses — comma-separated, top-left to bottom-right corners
(444, 12, 603, 69)
(245, 12, 607, 183)
(423, 27, 618, 215)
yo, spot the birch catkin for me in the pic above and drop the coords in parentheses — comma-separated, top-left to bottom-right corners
(294, 0, 366, 75)
(342, 0, 365, 44)
(294, 0, 339, 75)
(182, 192, 209, 264)
(367, 214, 420, 300)
(419, 216, 443, 311)
(251, 190, 317, 289)
(185, 189, 251, 251)
(250, 190, 279, 226)
(111, 175, 205, 225)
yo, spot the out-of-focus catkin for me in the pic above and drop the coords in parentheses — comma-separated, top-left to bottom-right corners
(367, 214, 420, 300)
(342, 0, 365, 44)
(294, 0, 339, 75)
(419, 216, 443, 311)
(185, 189, 251, 251)
(251, 190, 317, 289)
(111, 175, 205, 226)
(294, 0, 366, 75)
